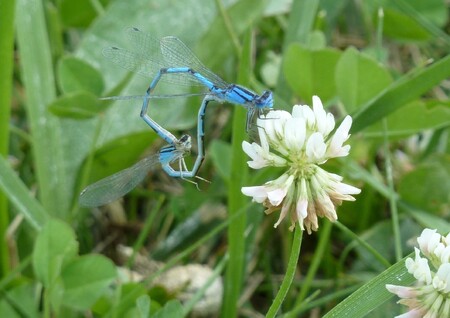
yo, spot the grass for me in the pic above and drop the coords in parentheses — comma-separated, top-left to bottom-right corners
(1, 0, 449, 317)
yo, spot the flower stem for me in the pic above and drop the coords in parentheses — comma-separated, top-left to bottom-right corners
(266, 226, 303, 318)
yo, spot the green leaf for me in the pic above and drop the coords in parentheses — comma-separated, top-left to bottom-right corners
(81, 132, 157, 186)
(196, 0, 268, 69)
(5, 281, 40, 318)
(336, 47, 392, 113)
(366, 100, 450, 138)
(275, 0, 321, 101)
(110, 283, 148, 317)
(32, 219, 78, 287)
(59, 0, 99, 28)
(351, 54, 450, 133)
(390, 0, 450, 44)
(323, 254, 415, 317)
(398, 156, 449, 214)
(306, 30, 327, 49)
(209, 140, 231, 183)
(382, 8, 431, 41)
(60, 255, 117, 310)
(283, 44, 341, 102)
(398, 0, 448, 26)
(136, 295, 151, 318)
(48, 92, 106, 119)
(352, 220, 420, 273)
(403, 203, 450, 234)
(0, 300, 20, 318)
(153, 300, 183, 318)
(57, 56, 104, 95)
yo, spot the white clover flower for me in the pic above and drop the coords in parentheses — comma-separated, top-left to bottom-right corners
(406, 248, 432, 284)
(417, 229, 441, 258)
(386, 228, 450, 318)
(241, 95, 361, 233)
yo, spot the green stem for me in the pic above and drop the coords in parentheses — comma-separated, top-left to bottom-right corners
(297, 221, 332, 303)
(266, 226, 303, 318)
(221, 31, 252, 318)
(0, 0, 15, 277)
(43, 287, 51, 318)
(376, 8, 402, 261)
(334, 221, 391, 268)
(89, 0, 105, 15)
(383, 119, 402, 261)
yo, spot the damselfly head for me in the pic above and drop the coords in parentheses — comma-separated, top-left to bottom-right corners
(254, 90, 273, 109)
(178, 134, 192, 151)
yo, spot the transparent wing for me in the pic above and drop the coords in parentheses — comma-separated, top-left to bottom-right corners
(103, 47, 204, 87)
(79, 150, 183, 207)
(103, 27, 228, 88)
(102, 46, 166, 80)
(159, 35, 228, 89)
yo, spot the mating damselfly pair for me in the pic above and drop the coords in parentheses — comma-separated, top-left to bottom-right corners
(79, 27, 273, 207)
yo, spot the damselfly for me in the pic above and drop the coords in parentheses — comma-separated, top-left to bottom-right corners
(102, 27, 274, 136)
(79, 134, 203, 207)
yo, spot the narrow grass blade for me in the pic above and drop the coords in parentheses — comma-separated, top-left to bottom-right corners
(15, 0, 70, 216)
(0, 0, 16, 276)
(352, 55, 450, 133)
(322, 254, 415, 317)
(222, 30, 252, 318)
(0, 155, 48, 230)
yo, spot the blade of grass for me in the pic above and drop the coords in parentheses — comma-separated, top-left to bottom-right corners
(351, 54, 450, 133)
(393, 0, 450, 47)
(0, 255, 32, 291)
(15, 0, 70, 217)
(283, 285, 361, 317)
(0, 155, 48, 230)
(127, 195, 165, 268)
(322, 253, 415, 317)
(334, 221, 391, 269)
(0, 0, 15, 276)
(183, 255, 227, 317)
(222, 30, 252, 318)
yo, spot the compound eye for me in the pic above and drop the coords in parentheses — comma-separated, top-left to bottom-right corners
(179, 134, 189, 142)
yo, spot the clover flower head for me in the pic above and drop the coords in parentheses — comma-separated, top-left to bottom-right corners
(386, 228, 450, 318)
(241, 95, 361, 233)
